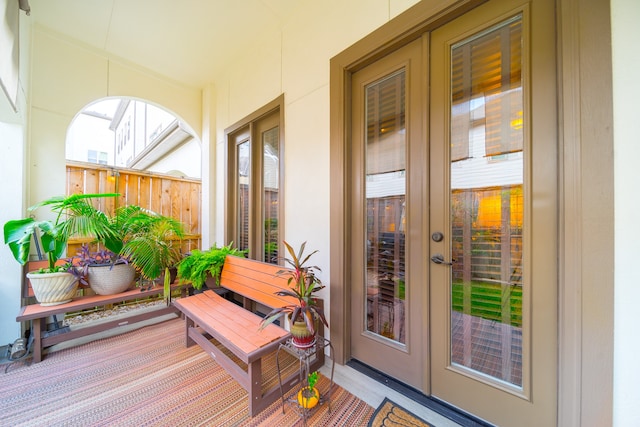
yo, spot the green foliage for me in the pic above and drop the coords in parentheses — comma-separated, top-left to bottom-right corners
(3, 193, 118, 273)
(451, 280, 523, 327)
(3, 192, 186, 285)
(259, 241, 328, 334)
(177, 243, 246, 290)
(164, 266, 171, 306)
(115, 206, 185, 280)
(307, 371, 319, 389)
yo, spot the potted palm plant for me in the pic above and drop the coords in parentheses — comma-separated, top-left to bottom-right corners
(70, 205, 186, 296)
(259, 241, 328, 348)
(117, 205, 185, 302)
(3, 193, 117, 305)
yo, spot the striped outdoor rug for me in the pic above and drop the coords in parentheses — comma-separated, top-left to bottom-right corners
(0, 318, 373, 426)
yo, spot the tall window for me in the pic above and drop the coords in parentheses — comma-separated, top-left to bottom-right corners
(226, 97, 283, 263)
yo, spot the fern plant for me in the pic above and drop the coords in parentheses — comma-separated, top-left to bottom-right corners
(177, 243, 246, 290)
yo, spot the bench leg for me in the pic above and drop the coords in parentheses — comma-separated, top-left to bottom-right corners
(248, 358, 262, 417)
(32, 318, 44, 363)
(185, 317, 195, 347)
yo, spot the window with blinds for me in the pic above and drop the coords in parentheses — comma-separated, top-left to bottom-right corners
(365, 69, 407, 344)
(448, 15, 525, 387)
(451, 17, 523, 161)
(226, 99, 283, 264)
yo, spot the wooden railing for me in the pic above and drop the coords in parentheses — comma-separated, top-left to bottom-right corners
(66, 162, 201, 255)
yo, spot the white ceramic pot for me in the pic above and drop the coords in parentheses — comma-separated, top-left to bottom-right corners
(87, 263, 136, 295)
(27, 271, 79, 306)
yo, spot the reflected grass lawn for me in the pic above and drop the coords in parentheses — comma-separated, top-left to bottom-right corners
(451, 280, 522, 327)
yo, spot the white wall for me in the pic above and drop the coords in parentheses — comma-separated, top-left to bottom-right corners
(0, 121, 27, 344)
(146, 138, 202, 178)
(213, 0, 420, 328)
(612, 0, 640, 425)
(29, 27, 203, 208)
(0, 9, 30, 344)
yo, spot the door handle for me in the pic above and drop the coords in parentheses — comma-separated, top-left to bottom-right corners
(430, 254, 454, 266)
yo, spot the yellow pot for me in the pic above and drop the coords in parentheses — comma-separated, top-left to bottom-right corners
(297, 386, 319, 409)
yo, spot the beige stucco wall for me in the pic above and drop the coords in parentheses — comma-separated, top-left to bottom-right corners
(29, 27, 203, 208)
(212, 0, 421, 323)
(612, 1, 640, 425)
(0, 8, 30, 345)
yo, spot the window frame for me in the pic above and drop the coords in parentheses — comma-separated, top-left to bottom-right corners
(224, 95, 284, 263)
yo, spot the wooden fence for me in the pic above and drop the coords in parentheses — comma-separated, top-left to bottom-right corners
(66, 162, 201, 255)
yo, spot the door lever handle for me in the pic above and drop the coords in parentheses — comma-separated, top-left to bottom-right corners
(430, 254, 454, 266)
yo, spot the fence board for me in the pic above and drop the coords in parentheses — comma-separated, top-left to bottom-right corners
(67, 168, 84, 195)
(66, 162, 201, 253)
(139, 175, 151, 208)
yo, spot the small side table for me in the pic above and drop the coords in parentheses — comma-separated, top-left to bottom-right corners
(276, 337, 335, 424)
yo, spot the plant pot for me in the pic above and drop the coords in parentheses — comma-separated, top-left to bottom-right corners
(290, 320, 316, 349)
(26, 271, 79, 306)
(297, 387, 320, 409)
(156, 267, 178, 285)
(204, 272, 220, 290)
(87, 263, 136, 295)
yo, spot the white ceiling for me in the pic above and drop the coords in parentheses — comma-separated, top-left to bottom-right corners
(29, 0, 302, 88)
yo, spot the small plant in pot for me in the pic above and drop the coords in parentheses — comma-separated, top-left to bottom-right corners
(3, 193, 118, 305)
(71, 205, 186, 298)
(259, 241, 328, 348)
(67, 246, 134, 296)
(297, 371, 320, 409)
(177, 243, 246, 291)
(114, 205, 185, 302)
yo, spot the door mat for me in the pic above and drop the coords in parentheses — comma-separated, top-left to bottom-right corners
(368, 397, 434, 427)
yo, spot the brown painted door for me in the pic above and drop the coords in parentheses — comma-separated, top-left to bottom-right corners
(429, 0, 557, 425)
(349, 37, 428, 390)
(349, 0, 558, 425)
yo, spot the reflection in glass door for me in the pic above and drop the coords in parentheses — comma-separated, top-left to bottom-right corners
(430, 2, 557, 424)
(349, 38, 424, 389)
(448, 16, 524, 387)
(365, 70, 406, 344)
(262, 126, 280, 264)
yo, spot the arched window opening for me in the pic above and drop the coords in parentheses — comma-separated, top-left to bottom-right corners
(66, 98, 200, 179)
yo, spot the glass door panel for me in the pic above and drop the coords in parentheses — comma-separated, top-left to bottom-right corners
(237, 141, 250, 253)
(365, 70, 407, 345)
(350, 38, 425, 390)
(430, 1, 557, 424)
(262, 126, 279, 264)
(449, 16, 524, 387)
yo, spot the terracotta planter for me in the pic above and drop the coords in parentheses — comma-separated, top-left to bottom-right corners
(156, 267, 178, 285)
(27, 271, 79, 306)
(87, 263, 136, 295)
(204, 273, 219, 290)
(290, 320, 316, 349)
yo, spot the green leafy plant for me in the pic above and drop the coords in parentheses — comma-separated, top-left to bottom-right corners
(177, 243, 246, 290)
(114, 205, 185, 281)
(297, 370, 320, 407)
(3, 193, 118, 273)
(307, 371, 319, 391)
(259, 241, 328, 334)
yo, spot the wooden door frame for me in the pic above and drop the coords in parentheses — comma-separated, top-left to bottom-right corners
(329, 0, 615, 425)
(329, 0, 487, 364)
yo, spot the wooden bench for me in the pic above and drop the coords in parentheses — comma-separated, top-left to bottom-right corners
(16, 283, 189, 363)
(172, 256, 325, 416)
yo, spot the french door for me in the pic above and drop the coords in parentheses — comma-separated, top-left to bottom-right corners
(349, 0, 557, 425)
(350, 38, 427, 390)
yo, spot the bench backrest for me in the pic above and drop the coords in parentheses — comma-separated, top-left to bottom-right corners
(220, 256, 298, 309)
